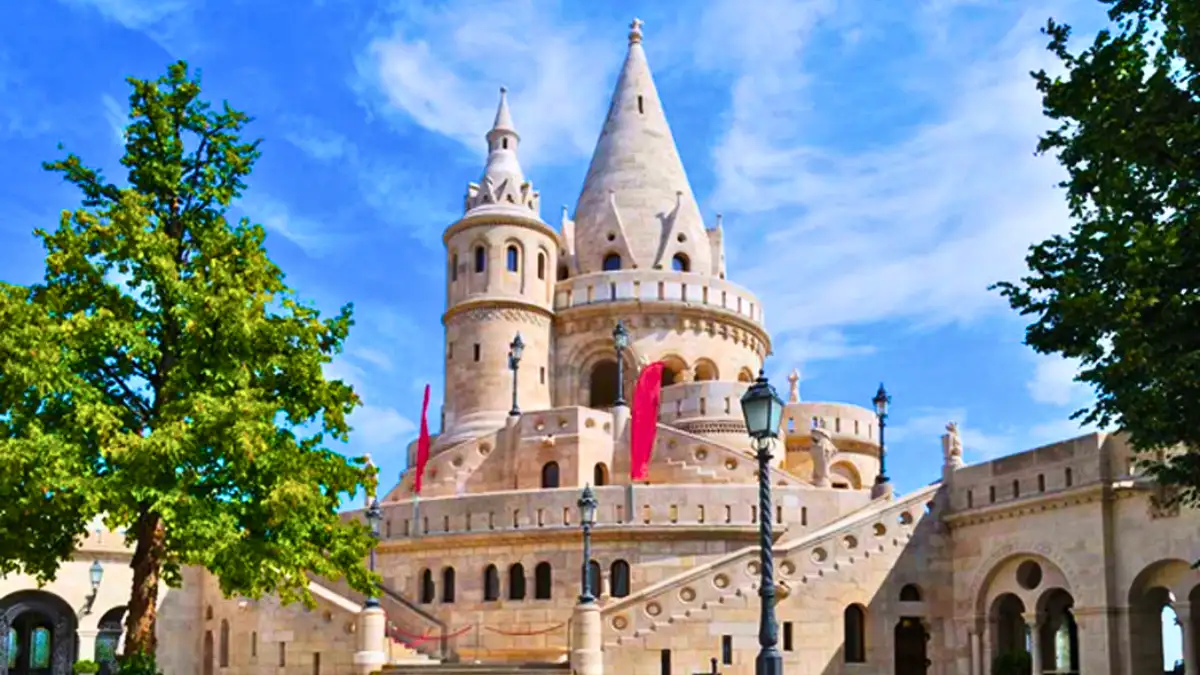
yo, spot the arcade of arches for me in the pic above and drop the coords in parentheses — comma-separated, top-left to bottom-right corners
(974, 555, 1200, 675)
(0, 590, 125, 675)
(586, 355, 722, 409)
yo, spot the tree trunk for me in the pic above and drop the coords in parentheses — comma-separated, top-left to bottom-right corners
(123, 510, 166, 658)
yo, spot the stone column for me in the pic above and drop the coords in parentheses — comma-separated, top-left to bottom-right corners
(1024, 613, 1042, 675)
(353, 606, 387, 675)
(983, 618, 995, 675)
(969, 628, 982, 675)
(77, 629, 99, 663)
(570, 602, 603, 675)
(1177, 603, 1196, 675)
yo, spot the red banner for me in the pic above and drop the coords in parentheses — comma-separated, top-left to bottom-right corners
(413, 384, 431, 494)
(630, 362, 664, 482)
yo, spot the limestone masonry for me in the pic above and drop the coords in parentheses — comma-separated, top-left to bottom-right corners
(3, 19, 1198, 675)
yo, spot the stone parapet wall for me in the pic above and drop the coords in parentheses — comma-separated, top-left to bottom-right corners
(554, 270, 765, 327)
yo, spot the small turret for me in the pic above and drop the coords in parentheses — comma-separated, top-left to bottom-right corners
(464, 87, 539, 217)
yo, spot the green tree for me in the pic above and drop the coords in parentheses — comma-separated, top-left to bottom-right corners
(0, 61, 379, 657)
(994, 1, 1200, 500)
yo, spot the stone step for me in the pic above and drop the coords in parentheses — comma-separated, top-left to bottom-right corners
(381, 664, 568, 675)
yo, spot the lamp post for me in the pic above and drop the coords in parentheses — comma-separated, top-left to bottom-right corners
(872, 383, 891, 486)
(612, 321, 630, 407)
(740, 370, 785, 675)
(508, 333, 524, 416)
(577, 484, 598, 604)
(85, 560, 104, 613)
(365, 496, 382, 608)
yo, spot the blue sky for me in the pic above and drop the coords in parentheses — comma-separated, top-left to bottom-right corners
(0, 0, 1116, 497)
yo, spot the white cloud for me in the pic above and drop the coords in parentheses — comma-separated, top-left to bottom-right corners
(236, 193, 333, 257)
(59, 0, 190, 30)
(353, 0, 617, 166)
(888, 405, 1095, 462)
(101, 94, 126, 146)
(350, 405, 416, 447)
(1027, 354, 1088, 406)
(700, 1, 1101, 361)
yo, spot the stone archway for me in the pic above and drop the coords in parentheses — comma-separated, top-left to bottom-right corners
(94, 607, 125, 675)
(894, 616, 929, 675)
(0, 590, 77, 675)
(1127, 559, 1200, 675)
(588, 360, 619, 408)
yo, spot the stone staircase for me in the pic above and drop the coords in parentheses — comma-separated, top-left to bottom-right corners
(380, 664, 569, 674)
(652, 425, 810, 489)
(598, 483, 942, 648)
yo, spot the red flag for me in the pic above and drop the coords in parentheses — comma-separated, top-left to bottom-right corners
(630, 362, 665, 482)
(413, 384, 432, 495)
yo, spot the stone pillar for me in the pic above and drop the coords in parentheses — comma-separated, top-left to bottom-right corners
(77, 629, 99, 663)
(1177, 603, 1196, 675)
(1024, 613, 1042, 675)
(983, 618, 995, 675)
(353, 606, 387, 675)
(570, 602, 603, 675)
(969, 628, 982, 675)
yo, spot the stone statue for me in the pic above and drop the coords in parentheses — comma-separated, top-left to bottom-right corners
(943, 422, 963, 460)
(787, 368, 800, 403)
(809, 426, 837, 488)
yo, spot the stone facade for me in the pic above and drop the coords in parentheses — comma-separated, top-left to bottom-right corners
(4, 18, 1200, 675)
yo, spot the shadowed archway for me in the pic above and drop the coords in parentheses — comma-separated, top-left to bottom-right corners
(0, 590, 78, 675)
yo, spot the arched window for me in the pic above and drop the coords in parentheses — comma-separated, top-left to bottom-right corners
(441, 567, 456, 603)
(506, 245, 519, 272)
(602, 253, 622, 271)
(508, 563, 527, 600)
(593, 462, 610, 486)
(202, 631, 214, 675)
(537, 252, 546, 280)
(588, 360, 619, 408)
(219, 619, 230, 667)
(843, 604, 866, 663)
(95, 606, 126, 667)
(899, 584, 922, 602)
(671, 254, 689, 272)
(557, 265, 569, 281)
(419, 568, 435, 604)
(30, 627, 50, 669)
(483, 565, 500, 601)
(450, 253, 458, 282)
(662, 367, 679, 387)
(474, 246, 486, 273)
(534, 562, 552, 600)
(587, 560, 602, 598)
(541, 462, 560, 488)
(610, 560, 631, 598)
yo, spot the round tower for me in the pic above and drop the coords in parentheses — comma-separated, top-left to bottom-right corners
(439, 88, 559, 449)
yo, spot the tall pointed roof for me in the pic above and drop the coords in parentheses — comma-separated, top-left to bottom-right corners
(571, 19, 711, 275)
(464, 87, 540, 218)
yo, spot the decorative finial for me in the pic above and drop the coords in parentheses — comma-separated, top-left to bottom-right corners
(629, 18, 644, 44)
(715, 213, 724, 229)
(787, 368, 801, 403)
(500, 85, 507, 95)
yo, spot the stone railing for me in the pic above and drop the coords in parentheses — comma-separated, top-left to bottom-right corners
(653, 425, 810, 489)
(781, 401, 880, 447)
(553, 270, 765, 326)
(597, 484, 942, 645)
(658, 381, 749, 426)
(369, 483, 830, 541)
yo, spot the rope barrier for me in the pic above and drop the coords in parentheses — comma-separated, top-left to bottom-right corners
(387, 623, 473, 645)
(483, 622, 567, 637)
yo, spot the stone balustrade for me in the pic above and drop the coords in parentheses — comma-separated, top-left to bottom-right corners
(781, 401, 880, 448)
(598, 484, 942, 644)
(658, 381, 749, 425)
(553, 270, 765, 326)
(369, 484, 850, 541)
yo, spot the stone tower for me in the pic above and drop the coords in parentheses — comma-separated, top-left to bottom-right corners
(439, 88, 558, 449)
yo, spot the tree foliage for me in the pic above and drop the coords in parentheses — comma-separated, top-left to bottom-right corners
(994, 0, 1200, 500)
(0, 62, 379, 655)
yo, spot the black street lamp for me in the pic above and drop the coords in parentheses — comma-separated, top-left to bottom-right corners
(508, 333, 524, 416)
(612, 321, 630, 407)
(577, 484, 598, 604)
(872, 383, 891, 486)
(365, 495, 382, 608)
(84, 560, 104, 614)
(740, 370, 785, 675)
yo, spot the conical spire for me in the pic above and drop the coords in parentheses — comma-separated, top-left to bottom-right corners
(464, 87, 539, 217)
(571, 19, 711, 275)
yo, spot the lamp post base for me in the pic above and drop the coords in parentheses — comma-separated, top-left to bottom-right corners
(755, 647, 784, 675)
(570, 601, 604, 675)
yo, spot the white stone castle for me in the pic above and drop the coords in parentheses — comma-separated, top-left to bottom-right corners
(3, 19, 1199, 675)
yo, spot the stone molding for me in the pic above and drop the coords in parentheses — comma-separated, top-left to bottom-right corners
(555, 307, 770, 359)
(443, 210, 558, 245)
(442, 300, 555, 326)
(943, 481, 1141, 529)
(376, 524, 770, 553)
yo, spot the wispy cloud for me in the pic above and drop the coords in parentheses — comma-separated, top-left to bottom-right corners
(236, 193, 335, 257)
(703, 1, 1101, 366)
(58, 0, 199, 53)
(352, 0, 617, 167)
(889, 404, 1095, 462)
(101, 94, 127, 146)
(1026, 353, 1089, 407)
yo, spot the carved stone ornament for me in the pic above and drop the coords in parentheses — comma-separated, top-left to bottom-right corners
(1149, 483, 1181, 519)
